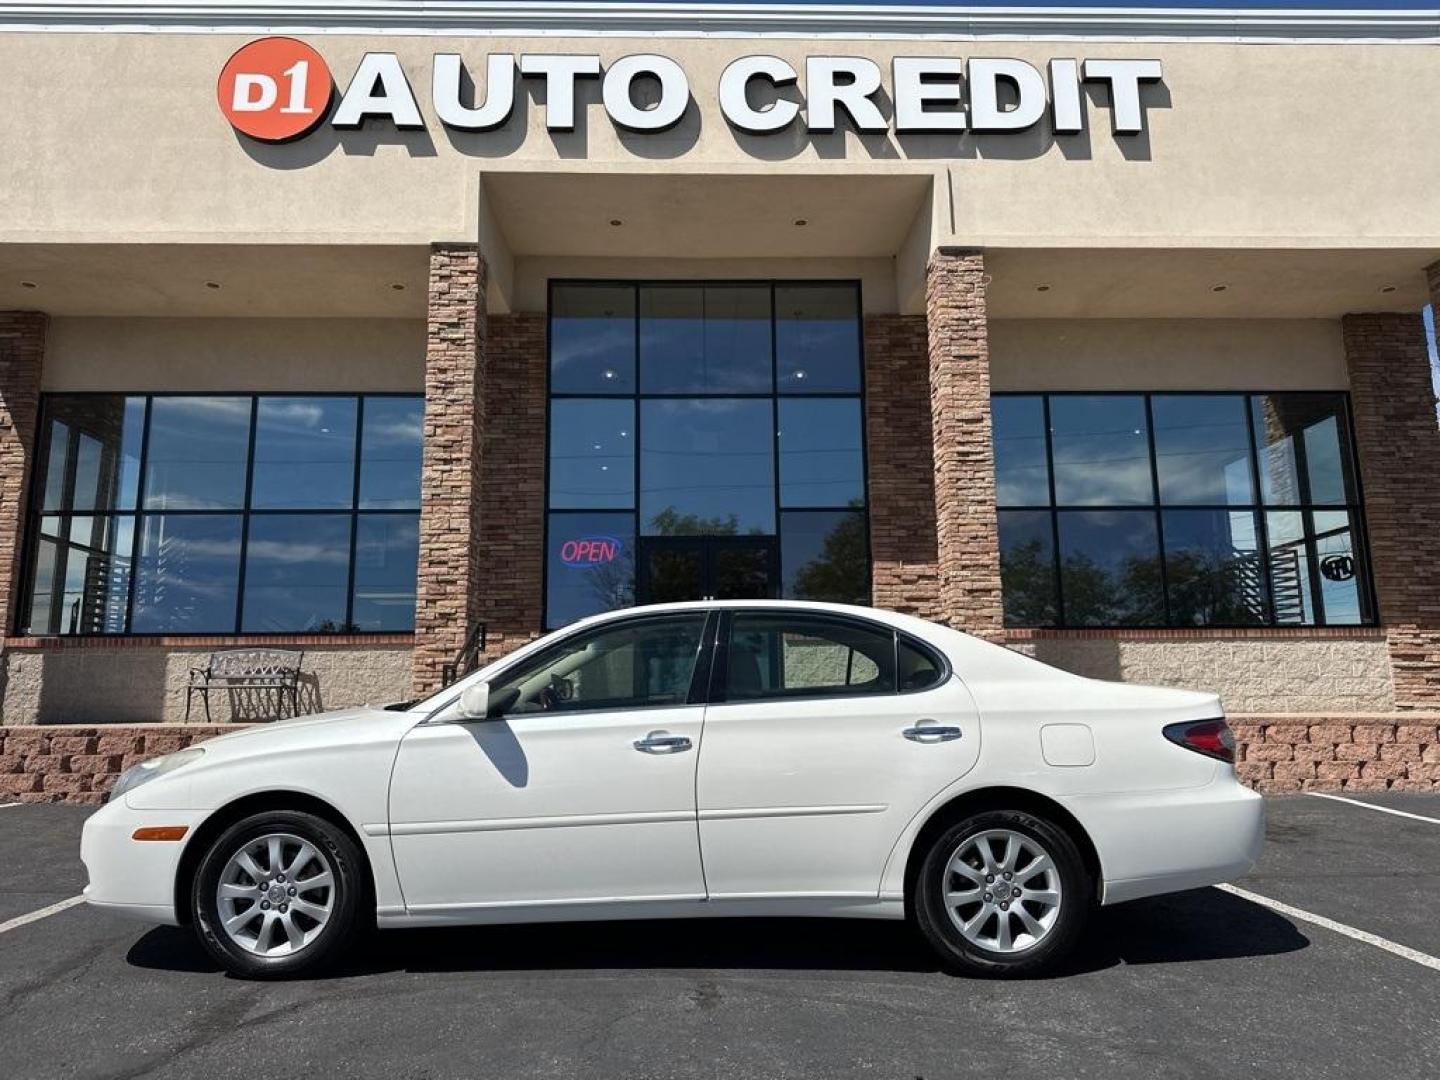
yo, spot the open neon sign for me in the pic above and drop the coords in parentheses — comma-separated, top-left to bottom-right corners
(559, 536, 622, 567)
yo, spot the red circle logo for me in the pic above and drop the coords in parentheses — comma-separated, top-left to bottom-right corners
(217, 37, 333, 142)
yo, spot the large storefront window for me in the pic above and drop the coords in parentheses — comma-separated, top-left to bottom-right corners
(546, 281, 868, 628)
(994, 392, 1374, 628)
(23, 394, 423, 636)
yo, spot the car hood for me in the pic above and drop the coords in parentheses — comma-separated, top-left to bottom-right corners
(189, 704, 416, 754)
(124, 704, 422, 812)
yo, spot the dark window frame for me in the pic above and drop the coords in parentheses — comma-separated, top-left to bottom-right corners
(708, 609, 952, 706)
(19, 391, 424, 638)
(448, 607, 947, 714)
(994, 390, 1378, 630)
(544, 279, 872, 631)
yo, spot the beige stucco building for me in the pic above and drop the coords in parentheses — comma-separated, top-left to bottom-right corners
(2, 2, 1439, 791)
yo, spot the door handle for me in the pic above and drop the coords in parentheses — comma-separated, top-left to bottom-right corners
(633, 731, 693, 754)
(902, 724, 963, 743)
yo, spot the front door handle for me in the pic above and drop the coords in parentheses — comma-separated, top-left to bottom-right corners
(902, 724, 963, 743)
(634, 730, 693, 754)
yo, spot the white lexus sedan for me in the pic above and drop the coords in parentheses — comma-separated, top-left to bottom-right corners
(81, 601, 1263, 978)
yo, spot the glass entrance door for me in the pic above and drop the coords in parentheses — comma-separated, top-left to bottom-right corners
(640, 538, 777, 604)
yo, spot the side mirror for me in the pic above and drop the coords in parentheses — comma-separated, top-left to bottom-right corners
(458, 681, 490, 721)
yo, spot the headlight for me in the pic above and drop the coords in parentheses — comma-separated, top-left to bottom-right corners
(109, 749, 205, 801)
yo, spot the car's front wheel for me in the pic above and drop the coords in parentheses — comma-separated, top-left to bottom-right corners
(913, 809, 1092, 977)
(191, 810, 364, 978)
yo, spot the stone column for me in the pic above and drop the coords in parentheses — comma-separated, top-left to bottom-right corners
(475, 313, 547, 660)
(864, 314, 940, 618)
(0, 312, 47, 651)
(412, 245, 487, 695)
(925, 248, 1003, 639)
(1342, 293, 1440, 709)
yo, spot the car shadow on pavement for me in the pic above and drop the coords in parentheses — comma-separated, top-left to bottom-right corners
(125, 886, 1307, 980)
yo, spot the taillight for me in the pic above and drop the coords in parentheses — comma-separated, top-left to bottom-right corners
(1163, 719, 1236, 764)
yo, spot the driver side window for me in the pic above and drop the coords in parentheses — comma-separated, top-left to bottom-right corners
(489, 614, 708, 715)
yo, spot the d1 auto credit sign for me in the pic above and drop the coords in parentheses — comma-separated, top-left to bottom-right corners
(218, 37, 333, 142)
(218, 36, 1163, 145)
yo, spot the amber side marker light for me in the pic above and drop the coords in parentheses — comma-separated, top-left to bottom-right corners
(132, 826, 189, 842)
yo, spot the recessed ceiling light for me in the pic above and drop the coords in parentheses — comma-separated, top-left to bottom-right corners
(794, 219, 808, 227)
(609, 219, 623, 227)
(1380, 284, 1397, 294)
(1211, 284, 1228, 293)
(1035, 284, 1051, 293)
(204, 280, 222, 290)
(19, 280, 37, 289)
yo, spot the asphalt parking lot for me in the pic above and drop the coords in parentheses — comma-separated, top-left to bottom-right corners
(2, 795, 1437, 1080)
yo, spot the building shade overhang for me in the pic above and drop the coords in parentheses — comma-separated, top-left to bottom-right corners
(0, 3, 1436, 43)
(1, 158, 1435, 319)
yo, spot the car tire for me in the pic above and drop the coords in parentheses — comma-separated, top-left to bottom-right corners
(191, 810, 365, 979)
(912, 808, 1092, 978)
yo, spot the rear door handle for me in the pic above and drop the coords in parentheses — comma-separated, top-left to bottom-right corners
(634, 731, 693, 754)
(902, 724, 963, 743)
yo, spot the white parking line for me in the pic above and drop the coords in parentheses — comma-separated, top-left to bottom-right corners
(1304, 791, 1440, 825)
(1217, 883, 1440, 973)
(0, 896, 86, 936)
(0, 802, 22, 810)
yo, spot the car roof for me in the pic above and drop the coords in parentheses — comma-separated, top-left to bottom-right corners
(565, 599, 941, 639)
(587, 599, 902, 618)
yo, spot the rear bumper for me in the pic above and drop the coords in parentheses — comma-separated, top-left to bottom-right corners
(1060, 771, 1265, 906)
(79, 798, 207, 926)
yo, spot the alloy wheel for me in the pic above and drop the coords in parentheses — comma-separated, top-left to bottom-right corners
(941, 828, 1063, 954)
(214, 832, 336, 957)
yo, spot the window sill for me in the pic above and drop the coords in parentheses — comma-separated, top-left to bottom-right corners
(1003, 626, 1384, 641)
(2, 633, 416, 650)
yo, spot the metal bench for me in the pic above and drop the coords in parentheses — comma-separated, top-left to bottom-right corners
(185, 648, 305, 722)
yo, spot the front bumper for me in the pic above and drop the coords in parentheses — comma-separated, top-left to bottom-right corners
(79, 797, 208, 925)
(1062, 771, 1265, 906)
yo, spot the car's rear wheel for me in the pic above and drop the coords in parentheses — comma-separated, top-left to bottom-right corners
(191, 810, 364, 978)
(913, 809, 1092, 977)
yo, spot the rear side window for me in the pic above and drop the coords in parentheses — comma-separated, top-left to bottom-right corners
(724, 614, 897, 702)
(898, 635, 946, 692)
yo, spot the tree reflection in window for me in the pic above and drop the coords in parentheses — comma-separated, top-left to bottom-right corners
(994, 392, 1372, 628)
(783, 509, 868, 606)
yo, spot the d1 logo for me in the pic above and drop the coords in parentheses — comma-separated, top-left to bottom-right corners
(218, 37, 333, 142)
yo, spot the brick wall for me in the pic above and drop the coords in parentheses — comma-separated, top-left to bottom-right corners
(0, 725, 249, 803)
(412, 245, 487, 695)
(477, 313, 547, 659)
(1342, 310, 1440, 709)
(4, 715, 1434, 803)
(0, 311, 46, 652)
(864, 314, 940, 618)
(1232, 714, 1440, 793)
(925, 249, 1003, 639)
